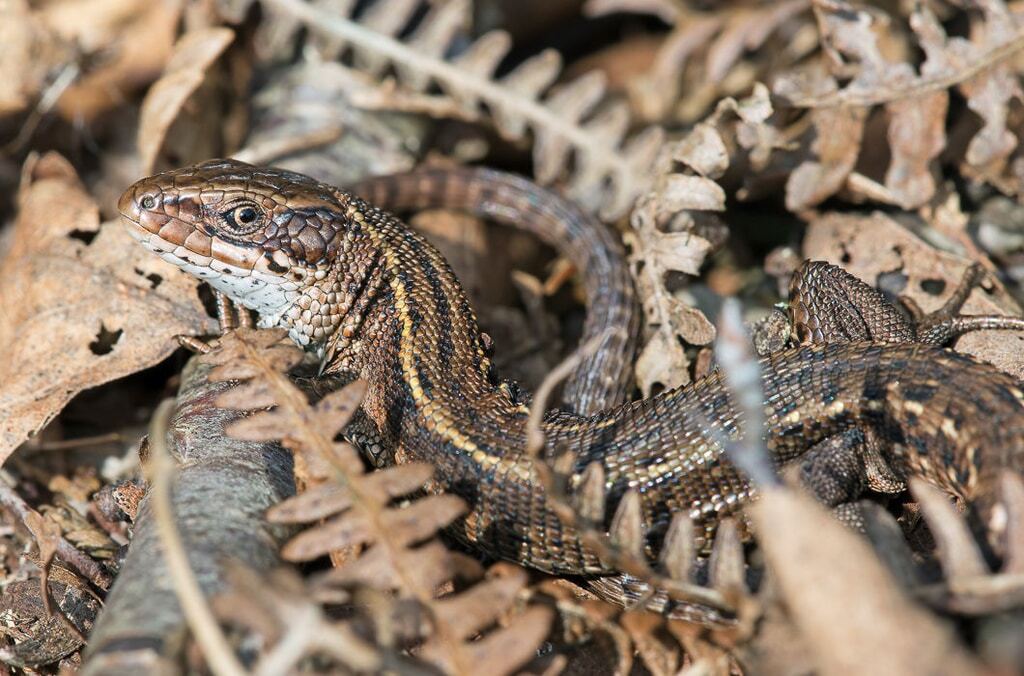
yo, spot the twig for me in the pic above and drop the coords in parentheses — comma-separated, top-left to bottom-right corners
(0, 477, 112, 590)
(27, 432, 124, 452)
(147, 398, 248, 676)
(714, 299, 776, 488)
(1, 62, 79, 155)
(524, 328, 620, 457)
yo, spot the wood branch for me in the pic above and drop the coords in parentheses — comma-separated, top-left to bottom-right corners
(80, 354, 296, 674)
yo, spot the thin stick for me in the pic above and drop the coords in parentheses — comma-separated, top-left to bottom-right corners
(147, 399, 248, 676)
(524, 328, 619, 457)
(0, 479, 111, 589)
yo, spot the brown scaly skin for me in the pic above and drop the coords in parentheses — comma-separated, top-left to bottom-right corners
(120, 159, 1024, 615)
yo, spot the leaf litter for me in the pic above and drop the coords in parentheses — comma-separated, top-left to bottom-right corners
(1, 0, 1024, 673)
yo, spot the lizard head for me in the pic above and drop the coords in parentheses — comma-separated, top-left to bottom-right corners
(118, 158, 352, 333)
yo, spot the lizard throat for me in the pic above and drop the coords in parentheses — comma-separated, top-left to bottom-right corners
(123, 216, 305, 332)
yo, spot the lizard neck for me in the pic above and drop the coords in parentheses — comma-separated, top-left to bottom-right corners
(319, 198, 511, 443)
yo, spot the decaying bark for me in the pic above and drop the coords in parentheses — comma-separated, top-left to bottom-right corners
(81, 355, 295, 674)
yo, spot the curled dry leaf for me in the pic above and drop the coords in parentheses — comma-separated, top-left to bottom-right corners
(803, 210, 1024, 377)
(137, 27, 235, 174)
(785, 101, 866, 213)
(0, 153, 214, 465)
(626, 88, 775, 395)
(51, 0, 183, 124)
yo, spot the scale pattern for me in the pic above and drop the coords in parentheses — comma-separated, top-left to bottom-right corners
(119, 159, 1024, 610)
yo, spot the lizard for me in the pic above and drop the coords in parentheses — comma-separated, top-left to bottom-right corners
(119, 158, 1024, 618)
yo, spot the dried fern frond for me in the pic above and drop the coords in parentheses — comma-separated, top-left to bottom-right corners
(530, 451, 744, 628)
(625, 86, 775, 395)
(216, 558, 562, 676)
(244, 0, 664, 220)
(775, 0, 1024, 210)
(214, 564, 383, 674)
(586, 0, 812, 123)
(206, 328, 553, 676)
(910, 473, 1024, 615)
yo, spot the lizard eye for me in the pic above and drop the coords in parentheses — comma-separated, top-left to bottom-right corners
(221, 203, 265, 234)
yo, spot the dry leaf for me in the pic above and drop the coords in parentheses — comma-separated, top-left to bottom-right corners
(803, 210, 1024, 377)
(137, 27, 235, 174)
(785, 104, 866, 212)
(751, 485, 984, 675)
(52, 0, 183, 123)
(0, 152, 214, 465)
(0, 0, 71, 116)
(883, 90, 947, 208)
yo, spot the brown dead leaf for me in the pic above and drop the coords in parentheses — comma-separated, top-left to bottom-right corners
(803, 210, 1024, 377)
(751, 486, 983, 675)
(0, 152, 214, 466)
(0, 0, 71, 116)
(52, 0, 183, 124)
(785, 104, 866, 212)
(955, 3, 1023, 183)
(137, 27, 235, 174)
(884, 90, 947, 208)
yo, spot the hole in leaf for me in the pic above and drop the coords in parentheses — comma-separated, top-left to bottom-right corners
(877, 270, 908, 295)
(134, 268, 163, 289)
(68, 229, 98, 245)
(89, 324, 123, 356)
(920, 278, 946, 295)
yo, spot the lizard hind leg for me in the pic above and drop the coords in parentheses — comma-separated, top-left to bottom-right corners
(908, 263, 1024, 345)
(788, 260, 916, 344)
(800, 428, 904, 503)
(799, 428, 907, 534)
(788, 260, 1024, 347)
